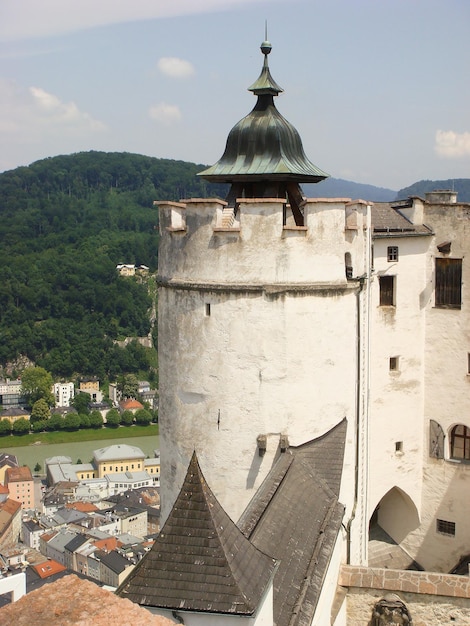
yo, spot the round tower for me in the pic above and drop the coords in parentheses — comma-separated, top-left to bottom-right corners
(158, 41, 370, 551)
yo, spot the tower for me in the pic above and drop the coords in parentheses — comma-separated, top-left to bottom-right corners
(157, 41, 371, 562)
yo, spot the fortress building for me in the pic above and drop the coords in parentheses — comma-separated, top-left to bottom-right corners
(118, 41, 470, 625)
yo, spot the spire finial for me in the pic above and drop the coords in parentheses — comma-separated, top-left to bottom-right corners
(261, 21, 272, 56)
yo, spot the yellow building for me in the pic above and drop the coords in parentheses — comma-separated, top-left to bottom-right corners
(93, 444, 145, 479)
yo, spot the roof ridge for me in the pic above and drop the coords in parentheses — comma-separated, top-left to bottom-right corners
(117, 451, 277, 615)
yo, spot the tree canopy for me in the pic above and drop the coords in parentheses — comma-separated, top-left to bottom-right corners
(0, 151, 228, 379)
(21, 366, 54, 406)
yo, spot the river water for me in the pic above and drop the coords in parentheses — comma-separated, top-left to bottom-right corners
(0, 434, 159, 474)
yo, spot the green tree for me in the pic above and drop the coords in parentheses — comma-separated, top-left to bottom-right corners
(134, 408, 152, 425)
(0, 419, 11, 436)
(31, 398, 51, 422)
(89, 410, 103, 429)
(31, 419, 48, 433)
(11, 417, 30, 434)
(71, 392, 91, 415)
(64, 413, 81, 430)
(21, 366, 54, 406)
(47, 414, 64, 431)
(120, 409, 134, 426)
(117, 373, 139, 399)
(79, 413, 91, 428)
(34, 462, 41, 473)
(105, 408, 121, 428)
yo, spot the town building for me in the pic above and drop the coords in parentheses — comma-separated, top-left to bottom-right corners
(5, 466, 35, 510)
(0, 379, 25, 408)
(118, 39, 470, 625)
(0, 453, 18, 484)
(52, 381, 75, 407)
(44, 444, 160, 492)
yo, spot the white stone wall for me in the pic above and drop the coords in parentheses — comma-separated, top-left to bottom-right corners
(158, 198, 369, 524)
(402, 202, 470, 571)
(368, 235, 429, 529)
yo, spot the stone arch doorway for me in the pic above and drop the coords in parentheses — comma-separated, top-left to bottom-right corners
(369, 487, 421, 569)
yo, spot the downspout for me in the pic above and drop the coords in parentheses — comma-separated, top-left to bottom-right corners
(346, 204, 372, 565)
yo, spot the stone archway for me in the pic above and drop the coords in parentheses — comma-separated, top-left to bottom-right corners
(368, 487, 421, 569)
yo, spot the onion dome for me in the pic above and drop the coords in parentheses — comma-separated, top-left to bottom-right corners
(199, 40, 329, 187)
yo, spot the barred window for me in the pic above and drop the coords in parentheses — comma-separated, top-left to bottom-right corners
(436, 519, 455, 536)
(387, 246, 399, 262)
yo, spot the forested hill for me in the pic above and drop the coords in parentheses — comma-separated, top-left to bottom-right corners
(0, 151, 227, 380)
(396, 179, 470, 202)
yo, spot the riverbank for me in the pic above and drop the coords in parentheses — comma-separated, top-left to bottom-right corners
(0, 428, 159, 473)
(0, 424, 158, 448)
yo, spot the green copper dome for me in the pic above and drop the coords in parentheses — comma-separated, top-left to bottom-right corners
(199, 41, 328, 185)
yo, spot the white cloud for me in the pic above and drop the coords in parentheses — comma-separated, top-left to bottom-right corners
(149, 102, 182, 125)
(435, 130, 470, 158)
(29, 87, 106, 130)
(0, 80, 106, 134)
(158, 57, 194, 78)
(0, 0, 273, 42)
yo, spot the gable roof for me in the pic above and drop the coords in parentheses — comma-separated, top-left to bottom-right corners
(117, 451, 277, 615)
(238, 418, 347, 626)
(97, 549, 132, 575)
(372, 203, 433, 238)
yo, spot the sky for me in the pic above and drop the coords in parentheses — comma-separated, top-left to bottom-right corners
(1, 0, 469, 191)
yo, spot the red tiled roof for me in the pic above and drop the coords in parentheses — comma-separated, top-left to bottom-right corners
(0, 498, 21, 516)
(93, 537, 118, 552)
(32, 559, 67, 578)
(119, 398, 144, 410)
(0, 574, 177, 625)
(5, 466, 33, 483)
(65, 502, 98, 512)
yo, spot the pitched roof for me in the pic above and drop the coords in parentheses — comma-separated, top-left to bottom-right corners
(32, 559, 67, 579)
(97, 549, 132, 575)
(93, 444, 144, 462)
(5, 465, 33, 482)
(372, 203, 433, 238)
(117, 451, 277, 615)
(238, 419, 347, 626)
(0, 453, 19, 468)
(119, 398, 144, 410)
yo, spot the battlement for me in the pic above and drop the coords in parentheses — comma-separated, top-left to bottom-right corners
(156, 197, 370, 286)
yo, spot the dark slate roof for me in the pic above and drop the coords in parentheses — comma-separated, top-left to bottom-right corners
(117, 451, 277, 615)
(64, 533, 89, 553)
(238, 419, 347, 626)
(98, 549, 132, 575)
(372, 203, 433, 238)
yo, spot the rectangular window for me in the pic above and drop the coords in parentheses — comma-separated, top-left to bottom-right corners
(436, 519, 455, 536)
(387, 246, 399, 262)
(395, 441, 403, 453)
(205, 303, 211, 317)
(379, 275, 395, 306)
(435, 258, 462, 309)
(389, 356, 399, 371)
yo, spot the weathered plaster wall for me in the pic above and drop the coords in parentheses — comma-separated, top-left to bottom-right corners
(399, 203, 470, 572)
(368, 235, 429, 536)
(158, 198, 369, 524)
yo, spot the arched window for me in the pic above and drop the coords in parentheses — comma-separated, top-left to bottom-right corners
(450, 424, 470, 460)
